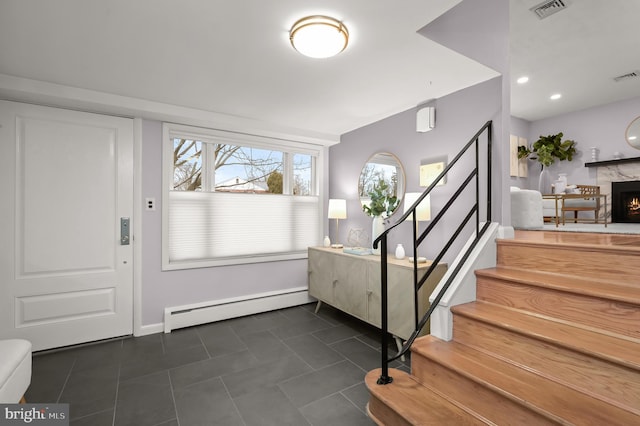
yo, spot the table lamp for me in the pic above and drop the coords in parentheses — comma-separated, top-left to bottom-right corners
(404, 192, 431, 262)
(328, 199, 347, 248)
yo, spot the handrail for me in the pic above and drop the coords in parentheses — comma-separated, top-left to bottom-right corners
(375, 120, 492, 385)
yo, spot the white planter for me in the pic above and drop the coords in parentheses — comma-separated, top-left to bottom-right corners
(538, 167, 552, 195)
(371, 216, 385, 255)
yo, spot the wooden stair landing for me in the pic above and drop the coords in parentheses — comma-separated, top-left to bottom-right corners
(366, 230, 640, 425)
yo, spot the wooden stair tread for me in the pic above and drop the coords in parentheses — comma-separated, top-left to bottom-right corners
(504, 231, 640, 253)
(476, 267, 640, 305)
(451, 301, 640, 369)
(365, 368, 487, 426)
(412, 336, 640, 425)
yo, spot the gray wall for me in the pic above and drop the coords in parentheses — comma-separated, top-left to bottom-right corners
(516, 96, 640, 190)
(419, 0, 510, 224)
(510, 115, 531, 188)
(330, 77, 503, 261)
(140, 120, 310, 325)
(329, 0, 510, 261)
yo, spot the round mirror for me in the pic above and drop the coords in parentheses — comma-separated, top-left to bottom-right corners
(358, 152, 405, 218)
(626, 116, 640, 150)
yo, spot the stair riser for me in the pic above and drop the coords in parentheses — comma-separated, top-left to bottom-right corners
(476, 276, 640, 340)
(367, 397, 411, 426)
(410, 353, 556, 425)
(452, 314, 640, 415)
(496, 243, 640, 284)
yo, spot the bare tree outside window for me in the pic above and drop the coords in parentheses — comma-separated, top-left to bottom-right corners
(173, 139, 202, 191)
(215, 147, 282, 193)
(358, 163, 398, 198)
(173, 139, 314, 196)
(293, 153, 312, 196)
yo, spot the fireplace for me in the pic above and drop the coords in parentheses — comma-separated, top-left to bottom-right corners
(612, 181, 640, 223)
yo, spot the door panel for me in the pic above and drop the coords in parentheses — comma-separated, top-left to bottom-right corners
(0, 101, 134, 351)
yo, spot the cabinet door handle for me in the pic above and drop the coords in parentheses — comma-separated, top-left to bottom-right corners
(332, 279, 338, 286)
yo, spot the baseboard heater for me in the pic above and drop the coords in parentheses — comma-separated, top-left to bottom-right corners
(163, 287, 314, 333)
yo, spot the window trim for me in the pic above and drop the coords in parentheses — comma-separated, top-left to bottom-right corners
(161, 123, 325, 270)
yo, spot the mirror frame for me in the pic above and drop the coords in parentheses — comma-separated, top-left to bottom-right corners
(358, 152, 406, 218)
(625, 115, 640, 150)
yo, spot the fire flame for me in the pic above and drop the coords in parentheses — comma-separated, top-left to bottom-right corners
(629, 197, 640, 212)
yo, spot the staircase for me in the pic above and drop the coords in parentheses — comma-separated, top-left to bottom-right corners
(366, 230, 640, 425)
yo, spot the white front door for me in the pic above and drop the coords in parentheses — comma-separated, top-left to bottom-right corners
(0, 101, 134, 351)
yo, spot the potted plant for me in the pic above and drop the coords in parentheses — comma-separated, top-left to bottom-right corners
(362, 179, 399, 218)
(517, 132, 577, 193)
(362, 179, 399, 254)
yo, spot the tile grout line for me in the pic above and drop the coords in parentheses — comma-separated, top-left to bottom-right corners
(340, 381, 371, 417)
(220, 374, 248, 426)
(111, 360, 121, 426)
(275, 382, 313, 426)
(56, 357, 76, 404)
(166, 370, 181, 426)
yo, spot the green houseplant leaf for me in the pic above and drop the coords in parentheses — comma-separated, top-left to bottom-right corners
(362, 179, 399, 218)
(518, 132, 577, 168)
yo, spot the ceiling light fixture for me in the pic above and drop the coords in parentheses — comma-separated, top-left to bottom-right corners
(289, 15, 349, 58)
(550, 93, 562, 100)
(517, 76, 529, 84)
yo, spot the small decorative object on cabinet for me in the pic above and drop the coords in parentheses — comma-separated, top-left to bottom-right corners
(394, 244, 405, 260)
(307, 247, 447, 344)
(323, 235, 331, 247)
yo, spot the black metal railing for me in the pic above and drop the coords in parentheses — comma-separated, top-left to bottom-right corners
(374, 120, 493, 385)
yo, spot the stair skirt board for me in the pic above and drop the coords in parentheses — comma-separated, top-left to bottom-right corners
(163, 287, 314, 333)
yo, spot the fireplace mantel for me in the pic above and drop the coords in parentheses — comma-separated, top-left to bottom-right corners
(585, 156, 640, 167)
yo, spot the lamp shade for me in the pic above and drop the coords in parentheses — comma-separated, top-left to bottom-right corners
(328, 199, 347, 219)
(290, 16, 349, 58)
(404, 192, 431, 221)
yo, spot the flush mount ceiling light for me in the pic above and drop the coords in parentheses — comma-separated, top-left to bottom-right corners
(289, 15, 349, 58)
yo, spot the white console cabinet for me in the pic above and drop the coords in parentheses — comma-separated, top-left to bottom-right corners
(308, 247, 447, 340)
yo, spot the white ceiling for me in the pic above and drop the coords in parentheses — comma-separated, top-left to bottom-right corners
(0, 0, 638, 139)
(510, 0, 640, 121)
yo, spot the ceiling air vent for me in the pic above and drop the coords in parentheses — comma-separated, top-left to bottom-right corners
(614, 71, 639, 83)
(530, 0, 567, 19)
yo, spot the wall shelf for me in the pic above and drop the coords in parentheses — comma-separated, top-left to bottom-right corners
(584, 157, 640, 167)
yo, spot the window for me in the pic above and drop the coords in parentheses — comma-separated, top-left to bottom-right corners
(162, 123, 323, 269)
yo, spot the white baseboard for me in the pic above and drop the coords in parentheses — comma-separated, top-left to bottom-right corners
(163, 287, 314, 333)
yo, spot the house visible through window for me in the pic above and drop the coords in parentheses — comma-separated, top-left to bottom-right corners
(163, 123, 323, 269)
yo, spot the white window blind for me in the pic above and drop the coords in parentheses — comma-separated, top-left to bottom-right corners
(168, 191, 320, 265)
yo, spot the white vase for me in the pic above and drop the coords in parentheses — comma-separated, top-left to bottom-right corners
(323, 235, 331, 247)
(395, 244, 405, 260)
(371, 216, 385, 255)
(538, 167, 552, 194)
(555, 173, 567, 194)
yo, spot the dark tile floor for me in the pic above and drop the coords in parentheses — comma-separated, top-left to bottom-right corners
(26, 303, 409, 426)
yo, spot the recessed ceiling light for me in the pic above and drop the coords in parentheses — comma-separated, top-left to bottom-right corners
(550, 93, 562, 100)
(517, 76, 529, 84)
(289, 15, 349, 58)
(629, 136, 638, 141)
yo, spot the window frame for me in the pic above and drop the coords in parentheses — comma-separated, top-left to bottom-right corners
(161, 123, 324, 270)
